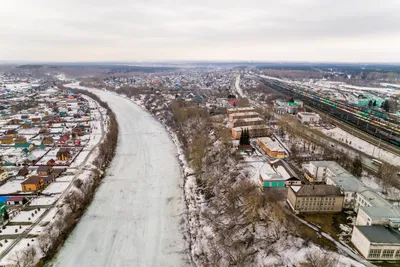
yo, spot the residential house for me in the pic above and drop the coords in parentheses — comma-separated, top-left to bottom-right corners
(21, 176, 44, 191)
(6, 196, 27, 205)
(22, 121, 31, 128)
(14, 136, 27, 144)
(287, 184, 344, 213)
(0, 169, 8, 182)
(37, 166, 52, 176)
(232, 125, 269, 139)
(17, 167, 29, 177)
(326, 176, 367, 210)
(42, 135, 54, 145)
(43, 174, 55, 186)
(258, 137, 286, 159)
(7, 119, 21, 125)
(4, 129, 18, 137)
(56, 148, 72, 161)
(351, 225, 400, 260)
(0, 136, 13, 144)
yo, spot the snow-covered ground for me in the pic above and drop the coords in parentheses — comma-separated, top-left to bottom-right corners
(29, 196, 58, 206)
(0, 180, 21, 194)
(50, 88, 188, 267)
(42, 182, 70, 195)
(322, 126, 400, 166)
(10, 209, 46, 224)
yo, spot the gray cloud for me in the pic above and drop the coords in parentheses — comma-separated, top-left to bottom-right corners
(0, 0, 399, 62)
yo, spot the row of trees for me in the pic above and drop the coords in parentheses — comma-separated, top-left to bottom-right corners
(239, 128, 250, 146)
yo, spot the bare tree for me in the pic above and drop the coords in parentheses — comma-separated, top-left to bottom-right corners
(379, 163, 399, 193)
(301, 251, 337, 267)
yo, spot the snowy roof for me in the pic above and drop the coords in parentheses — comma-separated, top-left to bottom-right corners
(328, 176, 366, 193)
(358, 190, 390, 207)
(258, 137, 285, 152)
(291, 186, 301, 192)
(259, 163, 284, 181)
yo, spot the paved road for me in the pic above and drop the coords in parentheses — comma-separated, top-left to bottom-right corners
(49, 89, 188, 267)
(235, 74, 245, 97)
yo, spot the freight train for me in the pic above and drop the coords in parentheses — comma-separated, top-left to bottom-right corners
(263, 79, 400, 147)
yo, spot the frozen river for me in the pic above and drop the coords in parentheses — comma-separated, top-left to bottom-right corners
(50, 88, 188, 267)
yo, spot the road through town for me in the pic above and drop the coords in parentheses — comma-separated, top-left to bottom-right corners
(49, 88, 188, 267)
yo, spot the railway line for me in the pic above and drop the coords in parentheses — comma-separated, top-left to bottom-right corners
(261, 78, 400, 151)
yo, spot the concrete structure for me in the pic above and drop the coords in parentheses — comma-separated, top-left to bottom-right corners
(231, 125, 269, 140)
(297, 112, 320, 124)
(258, 137, 286, 159)
(287, 184, 344, 213)
(326, 176, 367, 209)
(356, 206, 400, 226)
(351, 225, 400, 260)
(228, 112, 259, 122)
(226, 107, 255, 115)
(355, 190, 390, 212)
(230, 117, 264, 128)
(304, 161, 349, 183)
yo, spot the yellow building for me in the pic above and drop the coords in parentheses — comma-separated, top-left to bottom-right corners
(21, 176, 44, 191)
(0, 136, 14, 144)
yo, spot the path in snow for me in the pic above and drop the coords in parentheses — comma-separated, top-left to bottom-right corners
(50, 88, 188, 267)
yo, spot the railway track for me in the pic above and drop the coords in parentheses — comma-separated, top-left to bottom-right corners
(306, 105, 400, 158)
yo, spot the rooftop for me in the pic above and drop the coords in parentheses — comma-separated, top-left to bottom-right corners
(298, 112, 320, 117)
(328, 176, 366, 193)
(233, 125, 269, 131)
(259, 163, 285, 181)
(294, 184, 343, 197)
(357, 225, 400, 244)
(258, 137, 285, 152)
(361, 206, 400, 220)
(359, 190, 390, 207)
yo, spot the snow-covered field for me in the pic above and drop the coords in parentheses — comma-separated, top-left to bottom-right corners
(11, 209, 46, 224)
(50, 88, 188, 267)
(29, 196, 58, 206)
(42, 182, 70, 195)
(0, 180, 21, 194)
(322, 126, 400, 166)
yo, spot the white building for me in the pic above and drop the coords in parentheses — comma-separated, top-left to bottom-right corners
(351, 225, 400, 260)
(355, 190, 389, 212)
(297, 112, 320, 124)
(305, 161, 349, 183)
(355, 206, 400, 226)
(326, 175, 366, 210)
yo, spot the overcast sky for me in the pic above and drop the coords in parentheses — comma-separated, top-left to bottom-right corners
(1, 0, 400, 62)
